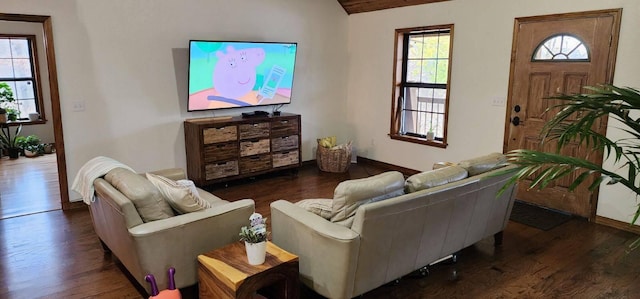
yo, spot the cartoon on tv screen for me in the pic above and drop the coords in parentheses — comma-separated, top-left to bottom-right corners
(188, 41, 298, 111)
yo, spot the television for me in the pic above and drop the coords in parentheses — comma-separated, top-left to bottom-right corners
(188, 40, 298, 111)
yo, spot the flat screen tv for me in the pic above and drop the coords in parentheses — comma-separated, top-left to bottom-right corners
(188, 40, 298, 111)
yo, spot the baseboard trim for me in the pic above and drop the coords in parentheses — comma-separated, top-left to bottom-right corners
(63, 200, 87, 211)
(356, 157, 421, 176)
(595, 215, 640, 235)
(304, 157, 420, 176)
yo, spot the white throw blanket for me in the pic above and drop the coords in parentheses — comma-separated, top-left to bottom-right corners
(71, 156, 135, 205)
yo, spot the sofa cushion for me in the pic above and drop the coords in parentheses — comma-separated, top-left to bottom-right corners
(331, 171, 405, 225)
(296, 198, 332, 219)
(146, 173, 212, 214)
(104, 168, 175, 222)
(405, 165, 469, 193)
(458, 152, 507, 176)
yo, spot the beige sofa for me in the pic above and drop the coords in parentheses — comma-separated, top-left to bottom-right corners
(90, 167, 254, 293)
(271, 153, 517, 299)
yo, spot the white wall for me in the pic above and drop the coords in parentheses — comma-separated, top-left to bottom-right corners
(346, 0, 640, 225)
(0, 0, 349, 201)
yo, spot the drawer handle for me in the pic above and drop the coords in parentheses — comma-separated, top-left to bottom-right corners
(217, 162, 228, 166)
(216, 126, 226, 130)
(253, 123, 259, 127)
(281, 151, 290, 154)
(216, 144, 225, 148)
(281, 120, 289, 124)
(282, 136, 289, 139)
(250, 156, 260, 160)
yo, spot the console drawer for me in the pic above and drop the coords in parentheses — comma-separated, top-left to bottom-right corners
(239, 122, 270, 140)
(240, 139, 270, 157)
(239, 155, 271, 174)
(204, 142, 238, 162)
(271, 118, 298, 137)
(273, 151, 299, 168)
(271, 135, 299, 152)
(203, 125, 237, 144)
(205, 160, 239, 180)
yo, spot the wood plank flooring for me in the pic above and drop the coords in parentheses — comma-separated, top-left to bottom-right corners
(0, 154, 61, 219)
(0, 162, 639, 298)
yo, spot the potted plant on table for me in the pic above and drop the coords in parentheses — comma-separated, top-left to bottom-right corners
(0, 108, 6, 124)
(0, 83, 19, 122)
(239, 213, 268, 265)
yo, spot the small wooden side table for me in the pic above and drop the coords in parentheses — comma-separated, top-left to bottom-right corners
(198, 241, 299, 299)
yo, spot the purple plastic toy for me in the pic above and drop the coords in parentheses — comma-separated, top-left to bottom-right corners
(144, 267, 181, 299)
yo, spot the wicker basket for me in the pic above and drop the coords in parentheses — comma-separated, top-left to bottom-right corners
(316, 140, 352, 173)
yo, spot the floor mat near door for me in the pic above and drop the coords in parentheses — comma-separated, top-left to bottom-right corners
(509, 200, 573, 230)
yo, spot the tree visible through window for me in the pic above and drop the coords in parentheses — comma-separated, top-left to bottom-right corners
(0, 35, 42, 122)
(391, 25, 453, 147)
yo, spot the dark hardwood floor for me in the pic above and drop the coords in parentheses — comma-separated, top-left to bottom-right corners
(0, 161, 639, 298)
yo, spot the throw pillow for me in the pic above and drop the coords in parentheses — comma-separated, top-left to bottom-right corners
(146, 173, 212, 214)
(104, 168, 175, 222)
(404, 165, 469, 193)
(331, 171, 405, 224)
(458, 152, 507, 176)
(295, 198, 332, 219)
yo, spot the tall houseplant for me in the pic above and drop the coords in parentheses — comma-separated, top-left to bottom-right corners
(501, 85, 640, 249)
(0, 124, 22, 159)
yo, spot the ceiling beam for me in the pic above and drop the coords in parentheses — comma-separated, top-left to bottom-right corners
(338, 0, 451, 15)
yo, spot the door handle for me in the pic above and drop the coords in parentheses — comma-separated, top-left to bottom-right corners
(511, 116, 521, 126)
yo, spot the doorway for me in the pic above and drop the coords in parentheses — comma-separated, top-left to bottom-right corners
(504, 9, 622, 219)
(0, 13, 73, 214)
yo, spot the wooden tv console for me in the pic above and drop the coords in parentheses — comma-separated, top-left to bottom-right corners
(184, 113, 301, 186)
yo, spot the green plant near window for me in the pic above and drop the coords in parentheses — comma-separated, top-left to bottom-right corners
(16, 134, 44, 155)
(499, 84, 640, 249)
(0, 82, 19, 121)
(0, 124, 22, 149)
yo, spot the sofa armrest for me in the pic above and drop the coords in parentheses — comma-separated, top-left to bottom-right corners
(270, 200, 360, 299)
(127, 199, 255, 290)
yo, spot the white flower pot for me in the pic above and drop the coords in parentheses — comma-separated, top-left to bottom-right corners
(28, 113, 39, 121)
(244, 241, 267, 265)
(426, 131, 435, 141)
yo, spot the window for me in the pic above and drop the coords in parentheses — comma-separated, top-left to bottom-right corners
(532, 34, 589, 61)
(0, 35, 44, 123)
(391, 25, 453, 147)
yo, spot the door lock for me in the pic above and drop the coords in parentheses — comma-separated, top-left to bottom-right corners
(511, 116, 521, 126)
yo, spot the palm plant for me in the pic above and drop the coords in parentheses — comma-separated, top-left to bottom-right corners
(500, 85, 640, 248)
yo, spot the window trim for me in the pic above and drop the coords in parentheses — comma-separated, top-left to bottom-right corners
(531, 33, 591, 62)
(390, 24, 454, 148)
(0, 34, 46, 125)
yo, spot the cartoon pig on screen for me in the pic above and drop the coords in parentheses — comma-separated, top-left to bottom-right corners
(213, 45, 265, 99)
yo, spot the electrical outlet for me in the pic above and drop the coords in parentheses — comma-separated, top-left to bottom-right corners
(72, 100, 85, 112)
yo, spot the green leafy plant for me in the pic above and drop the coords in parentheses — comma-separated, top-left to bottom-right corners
(500, 84, 640, 249)
(0, 83, 18, 121)
(238, 213, 268, 244)
(0, 124, 22, 149)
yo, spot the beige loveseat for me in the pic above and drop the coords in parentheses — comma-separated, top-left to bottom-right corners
(270, 153, 517, 299)
(90, 167, 254, 293)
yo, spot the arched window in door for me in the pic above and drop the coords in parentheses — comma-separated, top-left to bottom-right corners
(532, 34, 590, 61)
